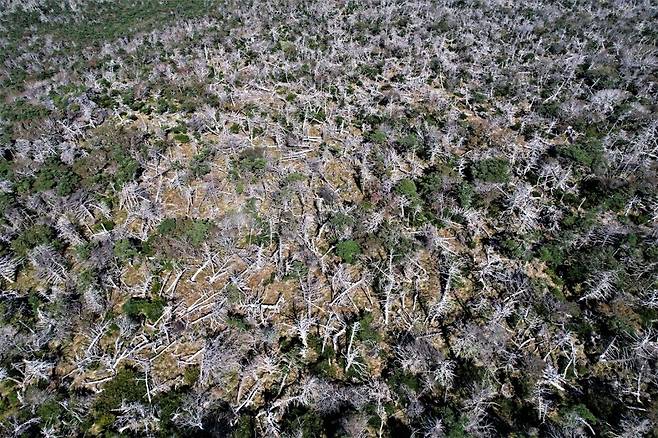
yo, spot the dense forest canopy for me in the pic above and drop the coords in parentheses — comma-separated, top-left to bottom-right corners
(0, 0, 657, 436)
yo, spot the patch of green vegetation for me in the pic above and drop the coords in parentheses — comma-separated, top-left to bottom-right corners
(497, 234, 531, 260)
(92, 218, 115, 233)
(157, 218, 178, 235)
(74, 242, 94, 260)
(396, 133, 420, 152)
(558, 140, 605, 169)
(114, 152, 141, 188)
(280, 406, 325, 438)
(122, 296, 165, 322)
(151, 392, 182, 434)
(226, 313, 250, 331)
(76, 269, 98, 292)
(0, 192, 15, 212)
(1, 0, 221, 59)
(368, 130, 388, 144)
(456, 181, 475, 208)
(78, 125, 145, 189)
(579, 177, 637, 211)
(309, 337, 340, 379)
(393, 177, 438, 225)
(185, 220, 212, 247)
(183, 366, 200, 386)
(472, 158, 510, 183)
(563, 403, 598, 425)
(226, 284, 244, 304)
(0, 99, 50, 122)
(357, 313, 381, 342)
(156, 217, 213, 247)
(395, 178, 419, 199)
(439, 407, 470, 438)
(336, 239, 361, 263)
(90, 368, 146, 430)
(389, 369, 420, 394)
(229, 123, 242, 134)
(242, 198, 276, 246)
(50, 84, 85, 111)
(233, 414, 255, 438)
(37, 398, 62, 424)
(358, 61, 384, 80)
(537, 242, 566, 268)
(33, 158, 80, 196)
(113, 238, 140, 262)
(283, 172, 306, 185)
(0, 158, 12, 179)
(376, 223, 417, 260)
(174, 133, 191, 143)
(189, 146, 213, 178)
(234, 147, 267, 177)
(284, 260, 308, 280)
(329, 212, 354, 233)
(559, 245, 618, 286)
(417, 165, 470, 209)
(11, 225, 60, 257)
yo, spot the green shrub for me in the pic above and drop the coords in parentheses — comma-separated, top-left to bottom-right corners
(336, 239, 361, 263)
(284, 172, 306, 184)
(76, 269, 97, 292)
(280, 406, 324, 438)
(185, 219, 212, 247)
(122, 296, 165, 322)
(0, 99, 49, 122)
(579, 177, 634, 211)
(456, 182, 475, 208)
(11, 225, 59, 257)
(92, 368, 146, 423)
(472, 158, 510, 183)
(377, 223, 416, 260)
(368, 130, 388, 144)
(55, 171, 80, 196)
(329, 212, 354, 231)
(113, 238, 139, 262)
(558, 140, 604, 169)
(498, 235, 531, 260)
(284, 260, 309, 280)
(32, 166, 58, 192)
(0, 192, 14, 211)
(357, 313, 381, 342)
(189, 146, 213, 178)
(389, 369, 420, 393)
(158, 218, 178, 235)
(0, 158, 13, 178)
(37, 398, 62, 424)
(114, 153, 141, 188)
(173, 133, 190, 143)
(233, 414, 255, 438)
(226, 313, 250, 331)
(183, 366, 200, 386)
(33, 158, 80, 195)
(359, 61, 384, 79)
(396, 134, 420, 151)
(235, 147, 267, 176)
(395, 178, 418, 199)
(537, 242, 565, 268)
(417, 171, 442, 201)
(563, 403, 598, 426)
(153, 390, 185, 434)
(156, 217, 212, 247)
